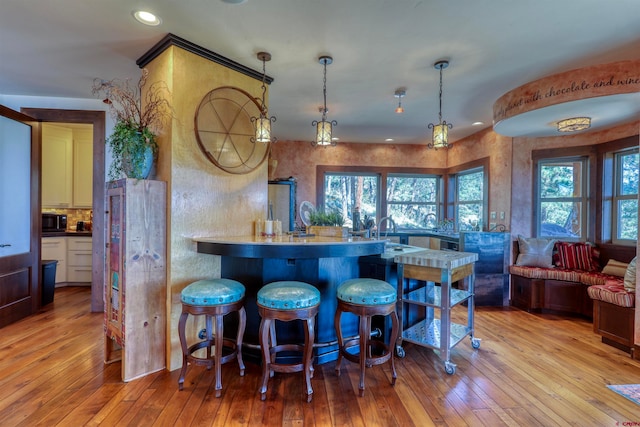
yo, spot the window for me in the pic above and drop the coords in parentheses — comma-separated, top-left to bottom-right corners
(455, 168, 484, 231)
(323, 173, 379, 228)
(536, 157, 588, 239)
(386, 174, 439, 230)
(613, 148, 638, 242)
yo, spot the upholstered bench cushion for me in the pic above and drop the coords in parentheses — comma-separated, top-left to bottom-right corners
(509, 265, 582, 282)
(181, 278, 245, 306)
(257, 281, 320, 310)
(587, 281, 635, 308)
(337, 278, 396, 305)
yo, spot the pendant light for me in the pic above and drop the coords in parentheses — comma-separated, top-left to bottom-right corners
(251, 52, 276, 144)
(427, 60, 452, 149)
(394, 88, 406, 114)
(311, 55, 337, 147)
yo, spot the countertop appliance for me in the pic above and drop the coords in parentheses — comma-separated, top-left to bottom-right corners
(42, 213, 67, 232)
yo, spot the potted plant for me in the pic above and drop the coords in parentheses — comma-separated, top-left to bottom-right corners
(307, 209, 348, 237)
(92, 68, 171, 180)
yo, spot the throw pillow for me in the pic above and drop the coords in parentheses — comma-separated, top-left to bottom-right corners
(555, 241, 598, 271)
(601, 259, 629, 277)
(623, 257, 636, 292)
(515, 235, 556, 268)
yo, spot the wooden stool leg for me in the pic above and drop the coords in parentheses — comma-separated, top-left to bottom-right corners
(304, 317, 315, 402)
(178, 310, 189, 390)
(237, 307, 246, 376)
(334, 308, 344, 375)
(389, 310, 399, 385)
(358, 314, 367, 397)
(259, 317, 271, 401)
(214, 314, 224, 397)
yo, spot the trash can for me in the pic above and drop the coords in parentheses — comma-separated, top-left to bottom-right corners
(42, 260, 58, 305)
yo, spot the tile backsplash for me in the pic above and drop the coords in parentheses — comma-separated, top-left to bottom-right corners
(42, 208, 92, 230)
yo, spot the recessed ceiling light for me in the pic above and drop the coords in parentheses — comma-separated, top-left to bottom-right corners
(472, 121, 484, 126)
(385, 138, 394, 142)
(221, 0, 248, 4)
(331, 137, 339, 141)
(132, 10, 162, 26)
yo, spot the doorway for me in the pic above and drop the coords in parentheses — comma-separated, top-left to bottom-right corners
(22, 108, 106, 313)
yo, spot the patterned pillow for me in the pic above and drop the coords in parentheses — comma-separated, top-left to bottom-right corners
(515, 235, 556, 268)
(555, 242, 598, 271)
(624, 257, 636, 292)
(601, 259, 629, 277)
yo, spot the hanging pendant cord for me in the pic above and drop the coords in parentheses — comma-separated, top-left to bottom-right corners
(322, 60, 328, 120)
(260, 59, 267, 115)
(438, 65, 443, 124)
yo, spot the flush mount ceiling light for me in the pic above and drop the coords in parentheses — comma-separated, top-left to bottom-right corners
(132, 10, 162, 26)
(250, 52, 276, 144)
(557, 116, 591, 132)
(394, 88, 406, 113)
(311, 56, 337, 147)
(427, 60, 453, 149)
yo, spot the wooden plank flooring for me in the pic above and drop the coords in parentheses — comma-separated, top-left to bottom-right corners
(1, 286, 639, 426)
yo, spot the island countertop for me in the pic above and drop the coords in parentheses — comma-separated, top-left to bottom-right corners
(394, 248, 478, 270)
(193, 235, 386, 259)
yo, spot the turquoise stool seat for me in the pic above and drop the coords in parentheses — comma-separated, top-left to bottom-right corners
(257, 281, 320, 309)
(257, 281, 320, 402)
(181, 278, 245, 305)
(335, 278, 399, 397)
(178, 278, 246, 397)
(337, 278, 396, 305)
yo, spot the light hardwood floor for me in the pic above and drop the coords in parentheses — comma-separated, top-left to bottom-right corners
(1, 286, 639, 426)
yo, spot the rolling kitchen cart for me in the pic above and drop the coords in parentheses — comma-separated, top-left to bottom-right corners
(394, 249, 480, 374)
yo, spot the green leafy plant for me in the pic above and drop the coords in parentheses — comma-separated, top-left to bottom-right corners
(92, 68, 171, 180)
(308, 209, 345, 226)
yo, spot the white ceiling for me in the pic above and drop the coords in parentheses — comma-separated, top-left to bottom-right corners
(1, 0, 639, 144)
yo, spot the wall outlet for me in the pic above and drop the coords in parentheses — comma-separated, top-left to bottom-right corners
(500, 211, 505, 220)
(490, 211, 496, 219)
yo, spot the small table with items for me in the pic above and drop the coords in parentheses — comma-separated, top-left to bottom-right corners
(394, 248, 480, 375)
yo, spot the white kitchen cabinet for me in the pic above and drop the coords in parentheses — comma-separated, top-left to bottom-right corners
(72, 128, 93, 207)
(42, 124, 73, 208)
(67, 236, 92, 283)
(41, 237, 67, 283)
(42, 124, 93, 208)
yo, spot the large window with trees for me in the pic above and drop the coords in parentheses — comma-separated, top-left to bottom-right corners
(613, 148, 638, 243)
(323, 173, 378, 229)
(536, 157, 588, 239)
(455, 168, 484, 231)
(387, 174, 440, 230)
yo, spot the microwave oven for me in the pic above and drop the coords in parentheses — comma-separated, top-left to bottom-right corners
(42, 213, 67, 232)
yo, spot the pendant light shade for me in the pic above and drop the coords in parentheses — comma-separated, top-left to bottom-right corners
(251, 52, 276, 144)
(427, 60, 452, 149)
(312, 55, 337, 147)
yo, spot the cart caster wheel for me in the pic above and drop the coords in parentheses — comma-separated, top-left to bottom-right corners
(395, 345, 405, 358)
(471, 337, 481, 349)
(444, 362, 456, 375)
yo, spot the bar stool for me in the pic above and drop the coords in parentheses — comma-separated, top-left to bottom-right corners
(334, 278, 399, 397)
(257, 281, 320, 402)
(178, 278, 246, 397)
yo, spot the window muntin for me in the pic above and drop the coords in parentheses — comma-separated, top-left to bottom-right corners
(613, 149, 638, 242)
(323, 173, 379, 228)
(387, 174, 439, 230)
(455, 169, 484, 231)
(537, 157, 587, 238)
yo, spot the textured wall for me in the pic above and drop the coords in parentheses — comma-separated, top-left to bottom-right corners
(146, 46, 268, 371)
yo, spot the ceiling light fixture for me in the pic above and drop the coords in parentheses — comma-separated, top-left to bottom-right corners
(427, 60, 453, 149)
(312, 56, 337, 147)
(132, 10, 162, 26)
(250, 52, 276, 144)
(394, 88, 406, 113)
(557, 116, 591, 132)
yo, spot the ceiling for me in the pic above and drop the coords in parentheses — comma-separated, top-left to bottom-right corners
(1, 0, 639, 145)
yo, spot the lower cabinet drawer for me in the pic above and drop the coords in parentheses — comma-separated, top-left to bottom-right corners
(68, 251, 92, 267)
(67, 267, 92, 282)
